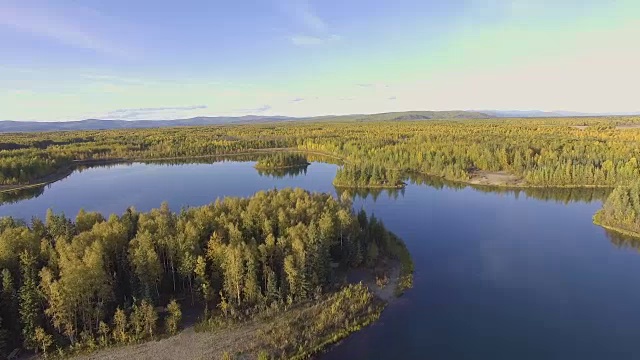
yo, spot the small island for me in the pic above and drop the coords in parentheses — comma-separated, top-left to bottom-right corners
(333, 164, 405, 189)
(254, 153, 310, 170)
(256, 165, 308, 179)
(593, 182, 640, 238)
(0, 188, 413, 359)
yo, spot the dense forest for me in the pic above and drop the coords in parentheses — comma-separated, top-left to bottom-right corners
(0, 188, 412, 358)
(1, 117, 639, 188)
(254, 153, 309, 169)
(593, 182, 640, 237)
(334, 164, 405, 188)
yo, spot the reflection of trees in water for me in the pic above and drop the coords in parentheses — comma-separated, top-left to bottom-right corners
(256, 165, 309, 179)
(0, 186, 45, 205)
(606, 230, 640, 250)
(408, 173, 611, 204)
(2, 157, 612, 208)
(335, 186, 405, 202)
(83, 152, 344, 168)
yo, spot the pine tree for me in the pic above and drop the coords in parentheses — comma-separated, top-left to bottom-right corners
(0, 269, 17, 347)
(18, 251, 41, 350)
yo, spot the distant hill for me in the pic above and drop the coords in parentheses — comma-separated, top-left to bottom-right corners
(0, 111, 491, 133)
(311, 111, 492, 122)
(482, 110, 640, 118)
(0, 116, 296, 133)
(3, 110, 638, 133)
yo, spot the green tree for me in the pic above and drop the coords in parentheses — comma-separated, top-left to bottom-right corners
(34, 327, 53, 358)
(112, 307, 128, 344)
(165, 299, 182, 335)
(18, 251, 41, 350)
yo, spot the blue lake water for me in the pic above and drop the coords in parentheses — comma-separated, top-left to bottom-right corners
(1, 160, 637, 360)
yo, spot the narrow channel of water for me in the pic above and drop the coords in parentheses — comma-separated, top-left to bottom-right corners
(1, 160, 637, 360)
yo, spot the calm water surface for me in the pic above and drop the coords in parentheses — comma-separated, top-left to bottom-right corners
(1, 161, 638, 360)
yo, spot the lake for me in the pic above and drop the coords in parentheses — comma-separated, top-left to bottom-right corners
(1, 160, 638, 360)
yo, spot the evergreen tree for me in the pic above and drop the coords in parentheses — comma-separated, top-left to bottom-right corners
(18, 251, 42, 350)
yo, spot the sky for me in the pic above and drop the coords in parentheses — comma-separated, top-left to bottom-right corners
(1, 0, 639, 121)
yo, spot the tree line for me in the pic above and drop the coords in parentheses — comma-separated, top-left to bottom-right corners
(1, 117, 640, 188)
(334, 163, 405, 189)
(593, 182, 640, 237)
(0, 188, 411, 358)
(254, 153, 309, 169)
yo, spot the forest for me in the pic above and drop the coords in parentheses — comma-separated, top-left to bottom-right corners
(593, 182, 640, 237)
(1, 117, 639, 189)
(0, 188, 412, 358)
(334, 164, 405, 189)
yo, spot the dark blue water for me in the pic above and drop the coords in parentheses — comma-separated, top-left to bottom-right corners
(1, 161, 637, 360)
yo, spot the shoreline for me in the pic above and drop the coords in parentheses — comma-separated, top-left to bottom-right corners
(73, 268, 400, 360)
(413, 170, 616, 190)
(0, 148, 335, 194)
(254, 162, 311, 170)
(333, 182, 406, 190)
(593, 219, 640, 239)
(0, 147, 619, 195)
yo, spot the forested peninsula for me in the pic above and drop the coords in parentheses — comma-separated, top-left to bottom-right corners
(1, 116, 640, 190)
(0, 188, 413, 359)
(594, 182, 640, 238)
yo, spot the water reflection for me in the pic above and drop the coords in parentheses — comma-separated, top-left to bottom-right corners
(605, 229, 640, 250)
(335, 186, 405, 202)
(256, 165, 309, 178)
(0, 156, 611, 206)
(408, 173, 611, 204)
(0, 186, 45, 206)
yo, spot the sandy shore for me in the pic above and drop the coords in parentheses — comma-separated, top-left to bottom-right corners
(71, 264, 400, 360)
(467, 170, 524, 187)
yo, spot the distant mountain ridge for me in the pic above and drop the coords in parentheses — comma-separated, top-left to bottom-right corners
(2, 110, 639, 133)
(0, 116, 296, 133)
(0, 111, 489, 133)
(481, 110, 640, 118)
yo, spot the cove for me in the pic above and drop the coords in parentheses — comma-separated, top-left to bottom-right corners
(1, 160, 639, 359)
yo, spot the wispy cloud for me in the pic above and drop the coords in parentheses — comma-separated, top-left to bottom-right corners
(236, 105, 272, 114)
(281, 0, 341, 46)
(357, 83, 390, 89)
(0, 1, 131, 57)
(81, 74, 150, 85)
(6, 89, 34, 96)
(108, 105, 207, 115)
(104, 105, 208, 120)
(286, 0, 327, 33)
(290, 34, 341, 46)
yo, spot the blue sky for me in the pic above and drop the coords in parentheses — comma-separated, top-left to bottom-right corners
(1, 0, 639, 121)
